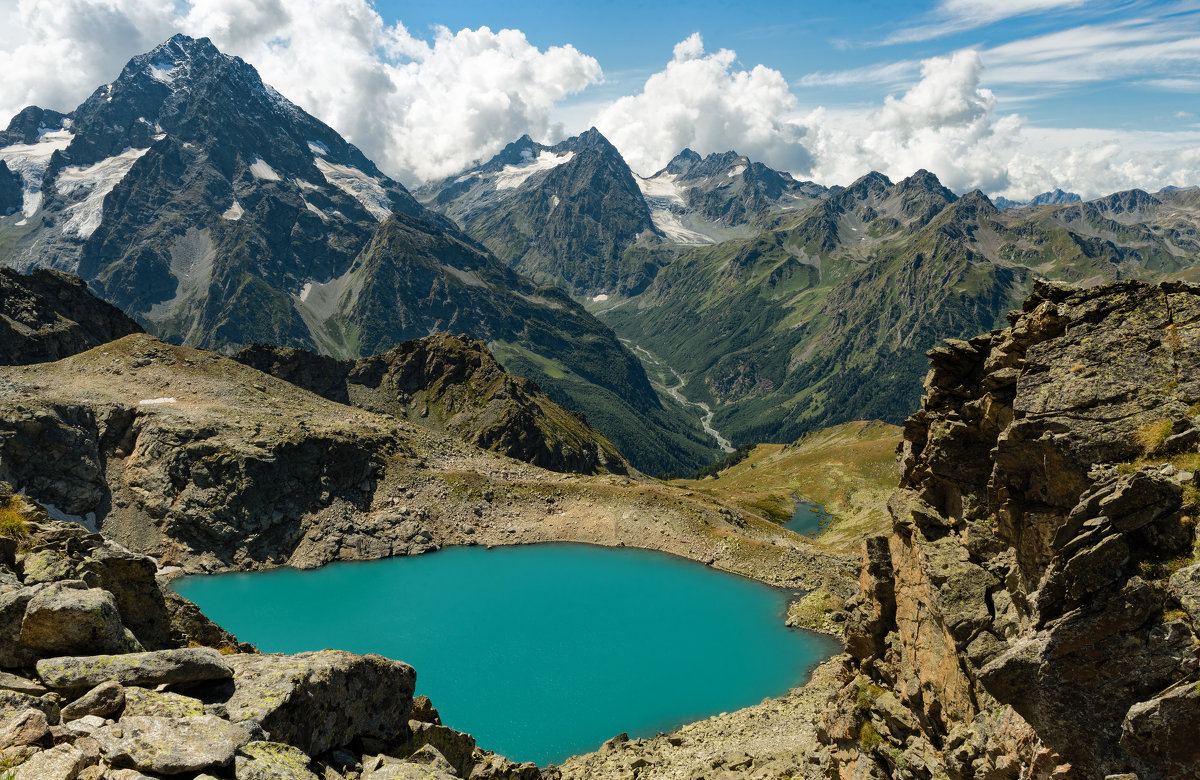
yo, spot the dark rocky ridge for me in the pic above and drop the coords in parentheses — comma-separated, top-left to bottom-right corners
(0, 162, 20, 217)
(235, 333, 631, 476)
(0, 268, 143, 366)
(820, 280, 1200, 779)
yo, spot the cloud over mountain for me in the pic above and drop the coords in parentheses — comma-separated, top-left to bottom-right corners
(591, 33, 812, 176)
(0, 2, 1197, 198)
(0, 0, 602, 184)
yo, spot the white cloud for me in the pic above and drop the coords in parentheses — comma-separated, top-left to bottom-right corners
(0, 0, 176, 123)
(884, 0, 1093, 44)
(590, 33, 811, 176)
(0, 0, 602, 185)
(796, 49, 1200, 200)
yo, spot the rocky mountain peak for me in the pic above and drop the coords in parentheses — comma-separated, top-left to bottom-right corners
(662, 148, 703, 175)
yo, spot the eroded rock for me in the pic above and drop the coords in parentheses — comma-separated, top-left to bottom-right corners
(36, 647, 233, 691)
(93, 714, 250, 774)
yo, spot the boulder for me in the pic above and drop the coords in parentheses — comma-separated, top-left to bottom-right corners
(406, 744, 458, 775)
(217, 651, 415, 755)
(363, 762, 458, 780)
(94, 715, 250, 774)
(0, 671, 48, 696)
(0, 689, 61, 725)
(121, 686, 205, 718)
(0, 709, 49, 749)
(61, 681, 125, 721)
(1168, 562, 1200, 619)
(18, 582, 142, 656)
(11, 742, 89, 780)
(1120, 679, 1200, 777)
(36, 647, 233, 690)
(0, 587, 38, 668)
(401, 721, 476, 777)
(234, 741, 319, 780)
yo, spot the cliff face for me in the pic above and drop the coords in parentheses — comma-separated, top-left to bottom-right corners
(0, 269, 143, 366)
(824, 281, 1200, 779)
(235, 333, 631, 476)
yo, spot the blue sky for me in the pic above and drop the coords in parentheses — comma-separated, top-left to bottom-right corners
(1, 0, 1198, 197)
(383, 0, 1200, 133)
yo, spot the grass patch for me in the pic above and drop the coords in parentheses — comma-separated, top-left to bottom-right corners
(1135, 418, 1174, 456)
(0, 496, 31, 540)
(858, 721, 883, 752)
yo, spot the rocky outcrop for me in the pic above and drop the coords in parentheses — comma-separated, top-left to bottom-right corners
(822, 280, 1200, 779)
(0, 269, 143, 366)
(235, 333, 631, 476)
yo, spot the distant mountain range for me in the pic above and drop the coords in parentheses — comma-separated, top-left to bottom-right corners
(4, 34, 1199, 470)
(0, 35, 717, 477)
(993, 188, 1082, 209)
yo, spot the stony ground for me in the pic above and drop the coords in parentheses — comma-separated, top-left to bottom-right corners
(556, 659, 844, 780)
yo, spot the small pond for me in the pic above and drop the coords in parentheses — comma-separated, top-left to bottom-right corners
(786, 498, 833, 537)
(173, 543, 838, 765)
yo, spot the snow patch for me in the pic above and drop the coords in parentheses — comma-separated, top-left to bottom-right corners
(651, 210, 715, 244)
(455, 172, 478, 184)
(249, 157, 281, 181)
(549, 194, 560, 209)
(0, 128, 74, 217)
(494, 150, 575, 190)
(635, 172, 686, 206)
(592, 293, 609, 302)
(55, 147, 149, 238)
(299, 282, 313, 302)
(314, 158, 392, 221)
(222, 200, 244, 220)
(139, 397, 176, 405)
(148, 63, 177, 84)
(308, 141, 329, 157)
(727, 164, 747, 177)
(22, 492, 97, 532)
(304, 200, 328, 220)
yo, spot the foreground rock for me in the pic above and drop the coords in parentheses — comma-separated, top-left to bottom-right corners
(216, 650, 415, 755)
(37, 647, 233, 691)
(93, 714, 251, 774)
(820, 280, 1200, 779)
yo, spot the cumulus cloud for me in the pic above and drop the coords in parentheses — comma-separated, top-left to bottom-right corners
(0, 0, 176, 122)
(802, 51, 1020, 193)
(590, 33, 811, 176)
(0, 0, 602, 184)
(798, 49, 1200, 199)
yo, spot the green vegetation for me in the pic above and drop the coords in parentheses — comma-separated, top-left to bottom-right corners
(1134, 419, 1175, 456)
(690, 443, 755, 480)
(858, 721, 883, 752)
(0, 495, 30, 540)
(673, 421, 901, 552)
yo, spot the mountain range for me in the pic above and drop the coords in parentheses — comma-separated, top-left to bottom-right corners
(0, 34, 716, 477)
(5, 33, 1200, 474)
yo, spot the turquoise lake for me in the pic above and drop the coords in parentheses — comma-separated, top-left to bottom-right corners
(173, 543, 838, 766)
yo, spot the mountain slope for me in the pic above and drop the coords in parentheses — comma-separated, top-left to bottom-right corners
(599, 171, 1200, 446)
(0, 268, 144, 365)
(418, 128, 660, 297)
(0, 34, 716, 476)
(235, 333, 632, 476)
